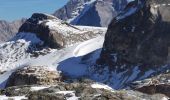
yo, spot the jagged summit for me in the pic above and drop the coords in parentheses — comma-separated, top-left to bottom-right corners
(54, 0, 128, 27)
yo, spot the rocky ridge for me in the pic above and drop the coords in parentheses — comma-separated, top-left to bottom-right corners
(19, 13, 106, 49)
(54, 0, 128, 27)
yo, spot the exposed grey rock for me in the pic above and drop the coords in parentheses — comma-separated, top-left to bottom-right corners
(0, 19, 26, 42)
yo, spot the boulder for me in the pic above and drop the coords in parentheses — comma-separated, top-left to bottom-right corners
(5, 66, 62, 87)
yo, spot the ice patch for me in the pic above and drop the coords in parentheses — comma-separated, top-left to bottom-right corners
(91, 83, 114, 91)
(30, 86, 49, 91)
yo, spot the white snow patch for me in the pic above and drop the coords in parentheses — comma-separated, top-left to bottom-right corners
(73, 36, 104, 57)
(91, 83, 114, 91)
(45, 20, 86, 36)
(161, 97, 169, 100)
(11, 32, 43, 45)
(57, 36, 104, 77)
(30, 86, 49, 91)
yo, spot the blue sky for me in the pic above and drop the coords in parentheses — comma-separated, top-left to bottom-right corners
(0, 0, 68, 21)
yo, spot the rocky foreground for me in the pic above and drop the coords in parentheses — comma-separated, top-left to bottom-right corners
(0, 0, 170, 100)
(0, 82, 168, 100)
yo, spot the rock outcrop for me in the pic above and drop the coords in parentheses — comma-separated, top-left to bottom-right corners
(131, 72, 170, 97)
(99, 0, 170, 70)
(54, 0, 127, 27)
(88, 0, 170, 92)
(19, 13, 106, 49)
(0, 19, 26, 42)
(5, 66, 62, 87)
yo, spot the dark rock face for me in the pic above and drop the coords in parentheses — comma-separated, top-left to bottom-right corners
(0, 19, 26, 42)
(99, 0, 170, 69)
(5, 66, 61, 87)
(54, 0, 127, 27)
(19, 13, 104, 49)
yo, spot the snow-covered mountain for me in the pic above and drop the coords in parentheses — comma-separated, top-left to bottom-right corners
(0, 13, 107, 87)
(54, 0, 128, 27)
(0, 0, 170, 99)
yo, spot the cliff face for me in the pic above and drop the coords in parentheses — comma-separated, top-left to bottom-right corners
(85, 0, 170, 91)
(99, 0, 170, 70)
(54, 0, 127, 27)
(0, 19, 26, 42)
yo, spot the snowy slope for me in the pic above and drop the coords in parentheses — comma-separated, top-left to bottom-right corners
(0, 28, 168, 90)
(0, 25, 106, 88)
(1, 30, 166, 90)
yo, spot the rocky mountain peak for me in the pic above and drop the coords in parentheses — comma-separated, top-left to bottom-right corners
(54, 0, 128, 27)
(18, 13, 105, 49)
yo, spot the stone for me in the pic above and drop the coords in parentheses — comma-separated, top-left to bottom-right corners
(5, 66, 62, 87)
